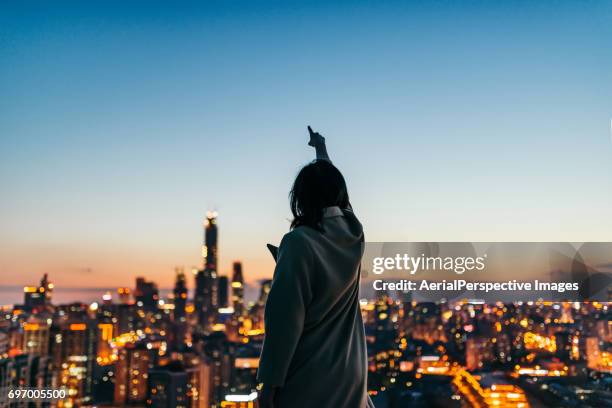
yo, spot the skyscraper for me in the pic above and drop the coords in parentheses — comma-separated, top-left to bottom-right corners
(231, 262, 245, 316)
(23, 274, 53, 312)
(173, 268, 188, 350)
(114, 343, 153, 405)
(147, 361, 189, 408)
(194, 211, 219, 328)
(134, 277, 159, 312)
(203, 211, 218, 272)
(21, 317, 50, 356)
(52, 319, 97, 406)
(174, 268, 188, 322)
(117, 287, 131, 304)
(217, 276, 229, 309)
(257, 280, 272, 308)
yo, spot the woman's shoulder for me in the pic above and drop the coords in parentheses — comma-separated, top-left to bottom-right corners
(277, 228, 317, 264)
(281, 226, 315, 245)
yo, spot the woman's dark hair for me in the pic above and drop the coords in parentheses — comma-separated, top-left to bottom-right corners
(290, 160, 350, 231)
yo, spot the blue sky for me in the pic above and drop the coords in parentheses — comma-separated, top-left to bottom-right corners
(1, 1, 611, 289)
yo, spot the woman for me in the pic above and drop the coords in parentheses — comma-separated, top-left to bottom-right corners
(258, 127, 373, 408)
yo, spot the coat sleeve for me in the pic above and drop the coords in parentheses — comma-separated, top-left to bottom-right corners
(257, 231, 313, 386)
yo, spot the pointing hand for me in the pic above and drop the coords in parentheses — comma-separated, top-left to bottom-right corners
(307, 126, 325, 148)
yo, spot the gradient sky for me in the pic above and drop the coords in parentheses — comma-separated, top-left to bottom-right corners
(1, 1, 611, 293)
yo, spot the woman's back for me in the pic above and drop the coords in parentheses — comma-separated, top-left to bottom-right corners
(257, 206, 369, 408)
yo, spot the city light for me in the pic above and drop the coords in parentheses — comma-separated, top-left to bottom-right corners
(225, 391, 258, 402)
(523, 332, 556, 353)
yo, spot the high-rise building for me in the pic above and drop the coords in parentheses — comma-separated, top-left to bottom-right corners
(52, 320, 97, 406)
(203, 211, 218, 271)
(194, 211, 219, 327)
(162, 350, 211, 408)
(21, 317, 50, 356)
(257, 280, 272, 307)
(174, 268, 188, 322)
(96, 322, 114, 365)
(172, 268, 189, 350)
(0, 331, 8, 357)
(217, 276, 229, 309)
(185, 355, 212, 408)
(114, 303, 138, 336)
(0, 354, 53, 406)
(135, 277, 159, 312)
(231, 262, 245, 316)
(250, 279, 272, 332)
(114, 342, 153, 405)
(202, 335, 236, 405)
(23, 274, 53, 312)
(148, 361, 189, 408)
(585, 336, 611, 372)
(466, 335, 494, 371)
(117, 287, 131, 304)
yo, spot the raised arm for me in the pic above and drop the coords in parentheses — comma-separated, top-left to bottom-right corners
(308, 126, 330, 162)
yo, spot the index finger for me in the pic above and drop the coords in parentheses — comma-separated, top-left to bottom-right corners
(307, 125, 314, 135)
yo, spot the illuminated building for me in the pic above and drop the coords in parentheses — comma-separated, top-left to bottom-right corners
(114, 303, 139, 335)
(416, 355, 452, 375)
(23, 274, 53, 312)
(218, 276, 229, 309)
(0, 332, 8, 358)
(513, 360, 568, 377)
(172, 268, 189, 350)
(21, 317, 50, 356)
(257, 280, 271, 306)
(249, 279, 272, 331)
(200, 333, 236, 405)
(523, 332, 556, 353)
(586, 336, 612, 373)
(118, 287, 131, 304)
(453, 369, 529, 408)
(554, 330, 573, 360)
(96, 323, 115, 366)
(405, 302, 447, 345)
(234, 357, 259, 370)
(0, 354, 53, 406)
(135, 277, 159, 313)
(466, 336, 494, 371)
(166, 353, 214, 408)
(114, 342, 153, 405)
(231, 262, 245, 316)
(167, 352, 214, 408)
(595, 318, 612, 342)
(55, 321, 97, 406)
(174, 268, 188, 322)
(148, 361, 189, 408)
(195, 211, 219, 327)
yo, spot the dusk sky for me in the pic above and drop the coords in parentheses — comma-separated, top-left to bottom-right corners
(1, 1, 611, 293)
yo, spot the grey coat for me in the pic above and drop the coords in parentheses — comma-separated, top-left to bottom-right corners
(258, 206, 373, 408)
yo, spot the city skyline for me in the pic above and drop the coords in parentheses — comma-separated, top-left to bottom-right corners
(2, 1, 612, 290)
(2, 269, 609, 407)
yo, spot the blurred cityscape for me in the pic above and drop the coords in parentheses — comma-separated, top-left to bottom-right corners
(0, 213, 610, 407)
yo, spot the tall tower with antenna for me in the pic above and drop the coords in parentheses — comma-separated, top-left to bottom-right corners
(202, 210, 218, 271)
(194, 211, 219, 328)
